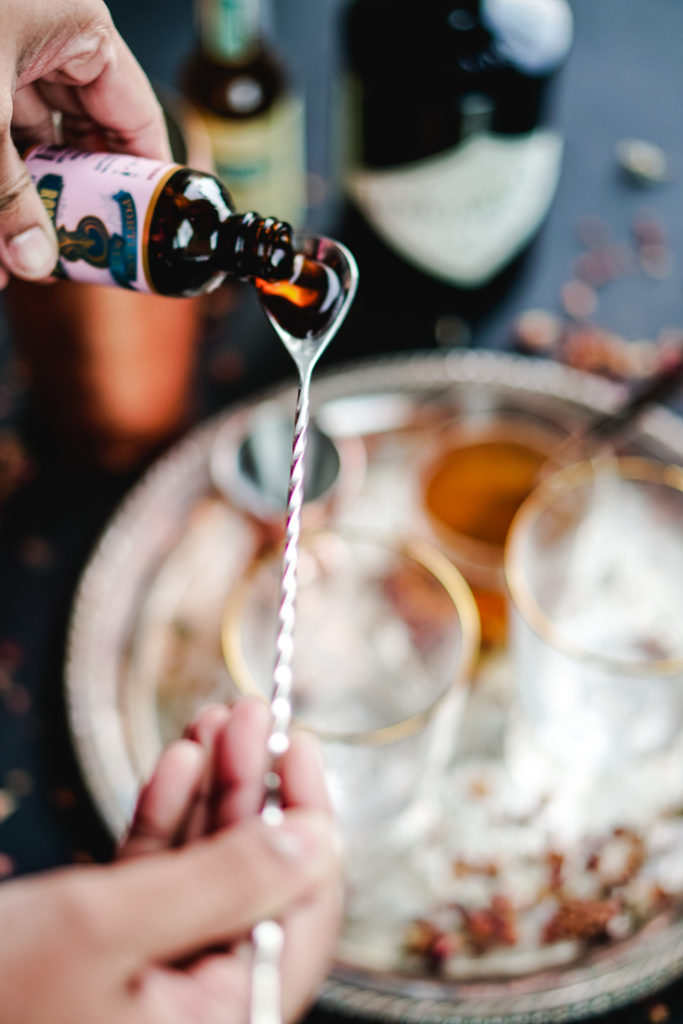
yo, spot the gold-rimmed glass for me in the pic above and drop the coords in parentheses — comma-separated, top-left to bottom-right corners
(418, 412, 569, 649)
(222, 527, 479, 854)
(505, 456, 683, 786)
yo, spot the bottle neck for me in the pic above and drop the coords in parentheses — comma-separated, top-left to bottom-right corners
(447, 0, 482, 26)
(221, 212, 295, 280)
(196, 0, 261, 63)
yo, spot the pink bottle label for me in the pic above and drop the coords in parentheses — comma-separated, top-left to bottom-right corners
(25, 146, 179, 292)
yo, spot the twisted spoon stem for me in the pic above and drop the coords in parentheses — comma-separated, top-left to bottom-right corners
(250, 371, 313, 1024)
(262, 371, 311, 819)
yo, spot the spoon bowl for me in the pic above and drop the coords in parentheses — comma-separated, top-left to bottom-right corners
(260, 233, 359, 374)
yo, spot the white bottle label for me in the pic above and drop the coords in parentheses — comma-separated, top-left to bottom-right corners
(346, 129, 564, 288)
(200, 94, 307, 226)
(25, 146, 179, 292)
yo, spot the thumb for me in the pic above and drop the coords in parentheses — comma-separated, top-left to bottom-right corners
(0, 134, 58, 283)
(104, 809, 340, 964)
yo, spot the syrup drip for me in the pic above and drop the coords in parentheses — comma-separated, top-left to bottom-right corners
(255, 254, 343, 340)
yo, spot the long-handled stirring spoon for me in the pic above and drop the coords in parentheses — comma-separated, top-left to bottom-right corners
(249, 234, 359, 1024)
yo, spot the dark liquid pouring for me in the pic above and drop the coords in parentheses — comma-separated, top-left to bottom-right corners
(255, 255, 344, 340)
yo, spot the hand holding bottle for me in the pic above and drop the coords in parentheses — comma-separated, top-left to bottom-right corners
(0, 700, 342, 1024)
(0, 0, 170, 288)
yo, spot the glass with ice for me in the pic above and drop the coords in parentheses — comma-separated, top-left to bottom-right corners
(222, 528, 479, 857)
(505, 457, 683, 783)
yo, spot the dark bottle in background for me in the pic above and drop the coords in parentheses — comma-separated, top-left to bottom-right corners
(182, 0, 307, 227)
(336, 0, 573, 351)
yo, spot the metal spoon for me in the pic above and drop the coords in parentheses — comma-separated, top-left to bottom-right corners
(250, 234, 359, 1024)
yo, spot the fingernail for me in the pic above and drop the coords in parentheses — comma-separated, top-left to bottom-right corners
(265, 813, 333, 865)
(7, 226, 57, 277)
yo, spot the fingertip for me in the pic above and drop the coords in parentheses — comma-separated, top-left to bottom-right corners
(183, 702, 231, 747)
(119, 739, 207, 859)
(137, 738, 207, 818)
(214, 697, 271, 775)
(157, 736, 207, 781)
(4, 225, 57, 280)
(287, 727, 325, 769)
(281, 729, 333, 814)
(208, 698, 271, 825)
(226, 695, 271, 737)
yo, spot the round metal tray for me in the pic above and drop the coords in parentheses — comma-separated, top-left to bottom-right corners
(65, 350, 683, 1024)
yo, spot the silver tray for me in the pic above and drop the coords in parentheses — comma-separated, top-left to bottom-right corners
(65, 350, 683, 1024)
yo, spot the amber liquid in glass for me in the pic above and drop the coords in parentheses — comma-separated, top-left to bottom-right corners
(423, 437, 550, 649)
(424, 440, 548, 546)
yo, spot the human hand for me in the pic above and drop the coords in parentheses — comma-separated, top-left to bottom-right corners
(0, 699, 342, 1024)
(0, 0, 170, 288)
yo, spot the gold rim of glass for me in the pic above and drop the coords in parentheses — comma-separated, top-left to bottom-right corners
(221, 527, 481, 745)
(504, 455, 683, 676)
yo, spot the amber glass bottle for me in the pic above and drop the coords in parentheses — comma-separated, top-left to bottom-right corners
(24, 145, 297, 296)
(183, 0, 306, 226)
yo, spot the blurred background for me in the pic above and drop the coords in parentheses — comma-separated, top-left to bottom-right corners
(97, 0, 683, 397)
